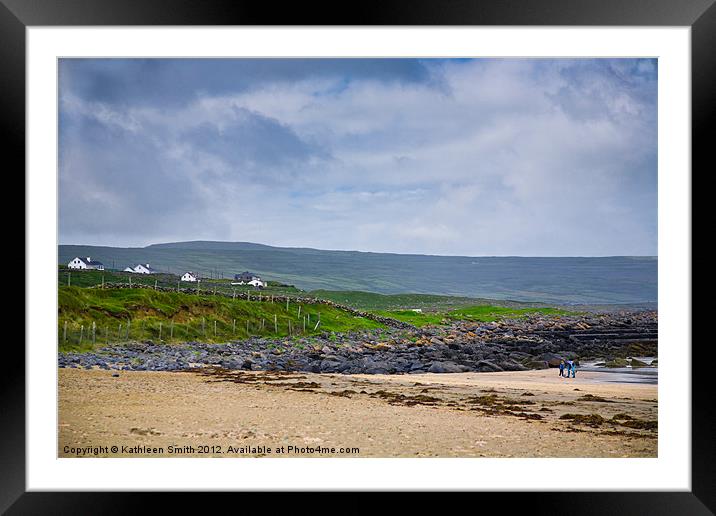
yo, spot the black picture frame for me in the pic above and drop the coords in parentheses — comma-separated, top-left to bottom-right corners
(5, 0, 710, 512)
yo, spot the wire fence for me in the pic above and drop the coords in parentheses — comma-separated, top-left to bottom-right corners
(59, 312, 324, 349)
(57, 271, 409, 350)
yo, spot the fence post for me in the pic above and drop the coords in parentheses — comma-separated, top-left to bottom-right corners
(159, 322, 163, 341)
(92, 322, 96, 346)
(214, 320, 217, 336)
(303, 316, 306, 333)
(274, 314, 278, 333)
(288, 320, 292, 336)
(79, 325, 84, 346)
(63, 321, 68, 343)
(232, 319, 236, 334)
(286, 298, 289, 311)
(298, 305, 301, 319)
(118, 323, 122, 341)
(154, 279, 158, 290)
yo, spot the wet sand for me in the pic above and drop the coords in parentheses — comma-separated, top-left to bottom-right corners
(58, 368, 657, 458)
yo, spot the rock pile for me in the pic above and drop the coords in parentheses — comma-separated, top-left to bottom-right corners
(59, 311, 657, 374)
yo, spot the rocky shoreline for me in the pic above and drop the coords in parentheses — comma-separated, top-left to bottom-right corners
(58, 311, 657, 375)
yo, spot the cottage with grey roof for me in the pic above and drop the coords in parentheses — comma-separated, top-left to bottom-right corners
(68, 256, 105, 271)
(125, 263, 158, 274)
(232, 271, 266, 288)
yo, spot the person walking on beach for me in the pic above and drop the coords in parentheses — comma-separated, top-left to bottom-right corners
(570, 360, 577, 378)
(559, 360, 566, 377)
(566, 360, 574, 378)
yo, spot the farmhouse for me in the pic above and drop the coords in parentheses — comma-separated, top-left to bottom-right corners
(133, 263, 158, 274)
(68, 256, 104, 271)
(125, 263, 158, 274)
(234, 271, 260, 282)
(232, 271, 266, 288)
(181, 271, 198, 282)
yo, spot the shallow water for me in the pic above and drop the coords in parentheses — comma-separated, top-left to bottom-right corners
(578, 357, 658, 385)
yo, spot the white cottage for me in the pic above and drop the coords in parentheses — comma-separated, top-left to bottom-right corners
(68, 256, 105, 271)
(132, 263, 158, 274)
(231, 271, 266, 288)
(181, 271, 198, 282)
(124, 263, 158, 274)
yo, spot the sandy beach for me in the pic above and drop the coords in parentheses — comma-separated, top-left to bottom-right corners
(58, 369, 657, 457)
(58, 367, 656, 458)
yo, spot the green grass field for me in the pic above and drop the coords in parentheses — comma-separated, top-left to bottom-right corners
(58, 286, 384, 353)
(306, 289, 570, 326)
(373, 305, 571, 327)
(307, 290, 484, 311)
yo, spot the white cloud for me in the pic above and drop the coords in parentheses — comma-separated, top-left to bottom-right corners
(59, 59, 657, 256)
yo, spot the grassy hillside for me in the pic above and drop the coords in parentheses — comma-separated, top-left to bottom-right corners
(59, 242, 658, 305)
(58, 286, 384, 353)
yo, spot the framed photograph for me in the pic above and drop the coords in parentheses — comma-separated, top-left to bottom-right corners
(8, 0, 710, 511)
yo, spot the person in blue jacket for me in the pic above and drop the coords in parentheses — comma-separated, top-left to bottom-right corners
(569, 360, 577, 378)
(559, 360, 566, 377)
(566, 360, 574, 378)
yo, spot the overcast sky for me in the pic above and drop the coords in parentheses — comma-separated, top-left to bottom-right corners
(59, 58, 657, 256)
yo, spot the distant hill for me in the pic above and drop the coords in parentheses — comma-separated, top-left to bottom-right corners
(59, 241, 658, 305)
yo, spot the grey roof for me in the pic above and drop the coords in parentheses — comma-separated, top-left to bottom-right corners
(129, 263, 158, 272)
(234, 271, 258, 280)
(73, 256, 103, 266)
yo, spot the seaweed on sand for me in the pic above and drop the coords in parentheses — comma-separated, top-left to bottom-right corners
(559, 413, 606, 427)
(466, 394, 542, 420)
(369, 390, 442, 406)
(577, 394, 614, 403)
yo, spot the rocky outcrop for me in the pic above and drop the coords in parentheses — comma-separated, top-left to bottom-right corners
(59, 311, 657, 375)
